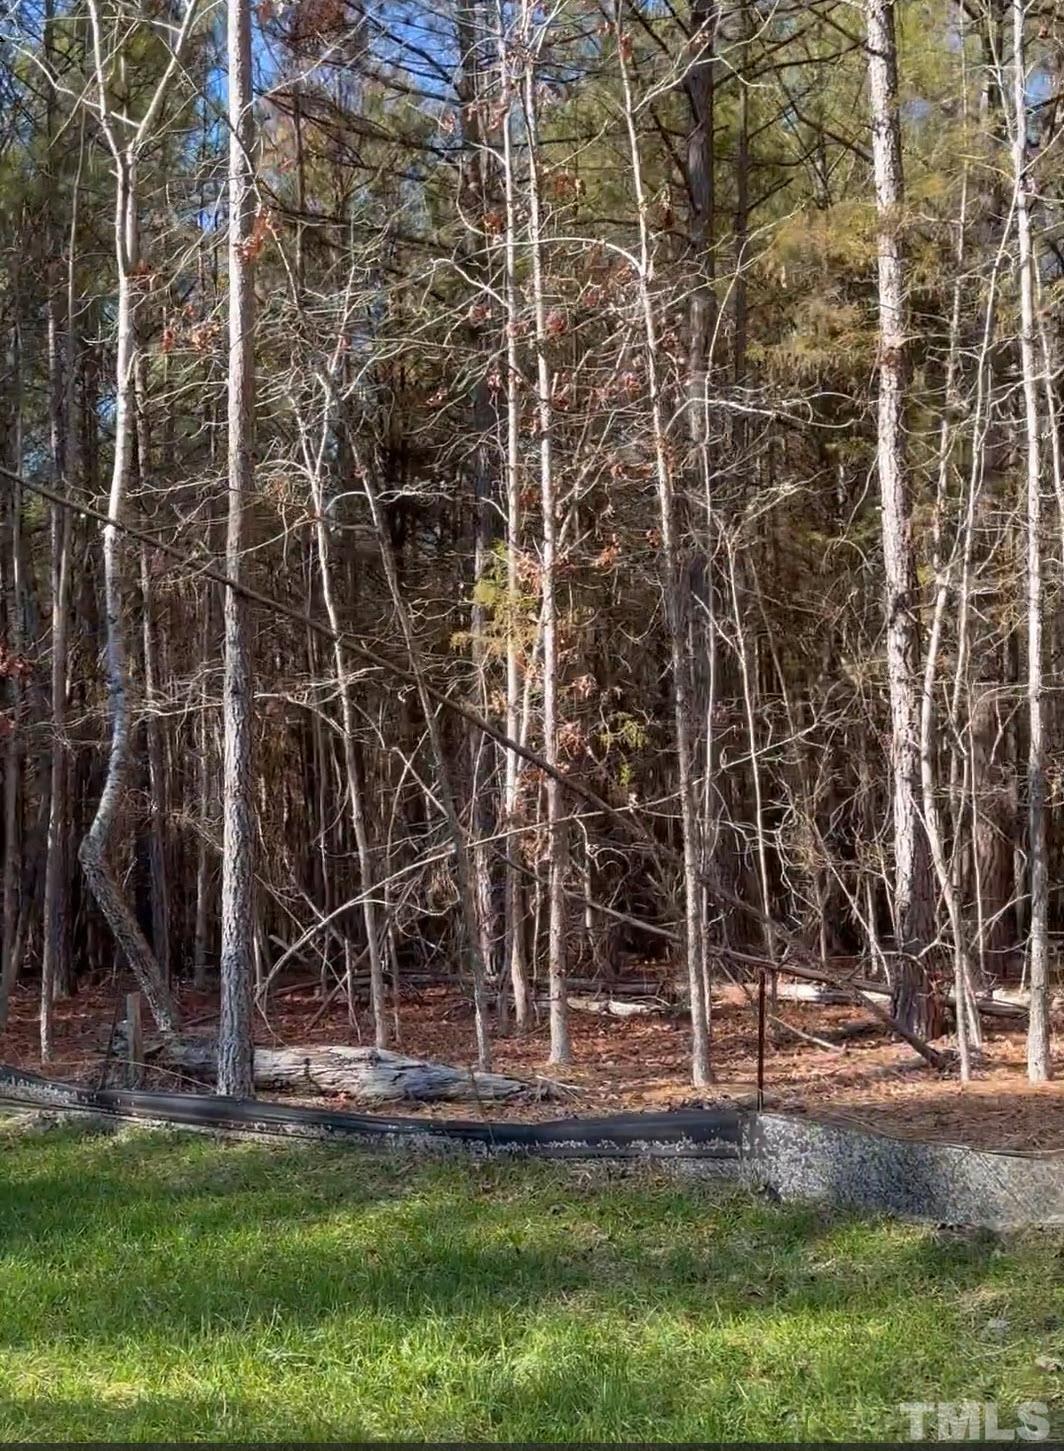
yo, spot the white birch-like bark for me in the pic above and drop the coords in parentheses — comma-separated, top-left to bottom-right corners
(77, 153, 178, 1037)
(76, 0, 200, 1036)
(523, 22, 570, 1064)
(918, 73, 981, 1076)
(1011, 0, 1050, 1081)
(865, 0, 935, 1032)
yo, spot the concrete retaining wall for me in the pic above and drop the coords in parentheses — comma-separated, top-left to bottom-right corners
(3, 1065, 1062, 1229)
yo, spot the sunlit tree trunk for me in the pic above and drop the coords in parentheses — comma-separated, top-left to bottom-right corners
(77, 149, 178, 1037)
(457, 0, 501, 1006)
(618, 3, 710, 1083)
(1011, 0, 1050, 1081)
(523, 23, 570, 1065)
(499, 22, 530, 1031)
(865, 0, 935, 1034)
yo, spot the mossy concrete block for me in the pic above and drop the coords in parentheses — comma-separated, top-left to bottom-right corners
(743, 1113, 1064, 1229)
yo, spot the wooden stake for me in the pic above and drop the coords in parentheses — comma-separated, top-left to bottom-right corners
(757, 968, 766, 1109)
(126, 991, 142, 1088)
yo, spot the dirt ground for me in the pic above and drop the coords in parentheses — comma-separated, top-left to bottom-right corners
(4, 974, 1064, 1152)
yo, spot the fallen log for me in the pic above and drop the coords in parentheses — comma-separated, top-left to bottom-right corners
(553, 994, 668, 1019)
(772, 980, 1044, 1021)
(148, 1038, 553, 1104)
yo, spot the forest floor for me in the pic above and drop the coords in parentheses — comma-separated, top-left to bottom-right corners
(2, 1122, 1063, 1440)
(5, 972, 1064, 1151)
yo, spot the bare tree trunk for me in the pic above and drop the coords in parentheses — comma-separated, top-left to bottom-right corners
(922, 585, 974, 1078)
(40, 142, 82, 1028)
(217, 0, 257, 1097)
(76, 0, 202, 1032)
(135, 409, 171, 986)
(77, 154, 178, 1038)
(192, 598, 213, 991)
(500, 30, 530, 1032)
(919, 109, 980, 1076)
(727, 542, 775, 985)
(684, 0, 718, 432)
(1011, 0, 1050, 1081)
(865, 0, 936, 1034)
(523, 26, 570, 1065)
(0, 298, 24, 1035)
(41, 368, 71, 1020)
(684, 0, 720, 1040)
(617, 4, 710, 1083)
(457, 0, 502, 1010)
(732, 0, 751, 390)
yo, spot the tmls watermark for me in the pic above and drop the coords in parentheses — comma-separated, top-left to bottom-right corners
(900, 1401, 1052, 1441)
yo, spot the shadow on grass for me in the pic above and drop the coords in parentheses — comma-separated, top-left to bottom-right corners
(0, 1349, 841, 1444)
(0, 1129, 1018, 1329)
(2, 1127, 1059, 1440)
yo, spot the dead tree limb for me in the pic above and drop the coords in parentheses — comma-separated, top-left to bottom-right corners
(148, 1039, 554, 1104)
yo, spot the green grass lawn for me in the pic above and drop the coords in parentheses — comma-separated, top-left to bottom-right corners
(1, 1120, 1062, 1442)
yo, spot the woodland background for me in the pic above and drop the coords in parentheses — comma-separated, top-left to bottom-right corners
(0, 0, 1060, 1092)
